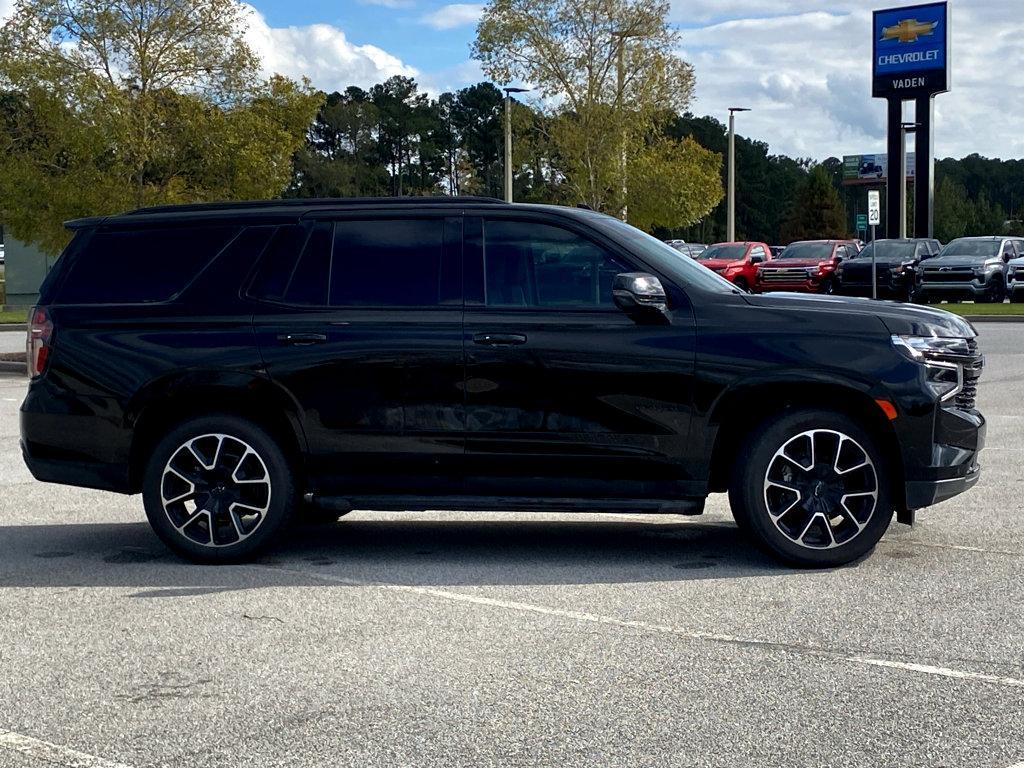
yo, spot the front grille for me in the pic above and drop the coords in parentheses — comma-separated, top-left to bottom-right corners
(956, 352, 984, 410)
(924, 268, 974, 283)
(759, 267, 812, 282)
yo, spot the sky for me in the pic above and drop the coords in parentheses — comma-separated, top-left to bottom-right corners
(1, 0, 1021, 161)
(237, 0, 1024, 162)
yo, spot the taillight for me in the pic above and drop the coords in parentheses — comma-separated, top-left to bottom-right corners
(27, 306, 53, 377)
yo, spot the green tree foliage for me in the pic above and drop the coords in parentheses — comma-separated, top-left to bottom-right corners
(0, 0, 321, 252)
(780, 165, 849, 242)
(663, 114, 809, 244)
(473, 0, 721, 229)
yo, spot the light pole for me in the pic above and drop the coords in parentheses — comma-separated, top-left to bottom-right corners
(503, 87, 528, 203)
(727, 107, 750, 242)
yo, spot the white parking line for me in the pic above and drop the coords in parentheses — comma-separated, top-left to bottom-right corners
(0, 729, 123, 767)
(257, 564, 1024, 690)
(260, 565, 1024, 692)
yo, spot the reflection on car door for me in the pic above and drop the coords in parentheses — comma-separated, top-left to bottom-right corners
(461, 214, 699, 501)
(250, 215, 465, 496)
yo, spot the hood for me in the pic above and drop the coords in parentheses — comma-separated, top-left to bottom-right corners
(1007, 256, 1024, 268)
(760, 258, 828, 269)
(923, 254, 999, 268)
(698, 258, 735, 271)
(841, 256, 914, 270)
(742, 291, 976, 338)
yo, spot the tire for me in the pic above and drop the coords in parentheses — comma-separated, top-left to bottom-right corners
(733, 276, 749, 292)
(821, 278, 836, 295)
(142, 414, 297, 563)
(729, 409, 893, 568)
(1012, 289, 1023, 304)
(977, 277, 1005, 304)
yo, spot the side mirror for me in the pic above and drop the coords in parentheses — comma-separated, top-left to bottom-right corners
(612, 273, 670, 324)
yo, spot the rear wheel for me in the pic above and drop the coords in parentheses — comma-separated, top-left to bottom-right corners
(729, 409, 893, 567)
(143, 414, 296, 563)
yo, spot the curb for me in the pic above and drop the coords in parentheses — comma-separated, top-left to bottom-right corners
(0, 361, 25, 375)
(962, 316, 1024, 323)
(0, 324, 26, 332)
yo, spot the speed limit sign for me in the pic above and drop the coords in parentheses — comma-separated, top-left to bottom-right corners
(868, 190, 881, 226)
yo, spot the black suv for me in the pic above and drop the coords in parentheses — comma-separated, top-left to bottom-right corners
(21, 197, 985, 567)
(837, 238, 941, 301)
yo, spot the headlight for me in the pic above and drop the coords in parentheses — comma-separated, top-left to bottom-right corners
(891, 335, 967, 402)
(899, 260, 917, 272)
(974, 263, 999, 276)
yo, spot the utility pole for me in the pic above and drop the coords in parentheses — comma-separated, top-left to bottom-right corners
(727, 107, 750, 242)
(502, 87, 528, 203)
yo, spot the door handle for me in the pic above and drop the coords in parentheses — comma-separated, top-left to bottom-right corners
(277, 332, 328, 346)
(473, 332, 527, 346)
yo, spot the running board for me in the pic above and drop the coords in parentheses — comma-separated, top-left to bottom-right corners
(310, 495, 706, 516)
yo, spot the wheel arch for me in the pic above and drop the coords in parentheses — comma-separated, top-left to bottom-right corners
(705, 377, 905, 510)
(126, 371, 308, 494)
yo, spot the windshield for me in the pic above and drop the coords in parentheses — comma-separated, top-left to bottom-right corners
(776, 242, 833, 260)
(856, 241, 916, 259)
(589, 215, 739, 294)
(697, 244, 747, 261)
(940, 239, 1001, 257)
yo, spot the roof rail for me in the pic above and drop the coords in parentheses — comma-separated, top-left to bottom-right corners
(124, 195, 507, 216)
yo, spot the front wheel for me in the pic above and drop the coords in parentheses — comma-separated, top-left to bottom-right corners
(732, 276, 750, 293)
(821, 278, 836, 295)
(729, 409, 893, 567)
(143, 414, 297, 563)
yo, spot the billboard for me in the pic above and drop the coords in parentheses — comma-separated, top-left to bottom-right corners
(842, 153, 916, 184)
(872, 2, 949, 98)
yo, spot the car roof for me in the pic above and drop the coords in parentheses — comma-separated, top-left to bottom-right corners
(64, 197, 603, 230)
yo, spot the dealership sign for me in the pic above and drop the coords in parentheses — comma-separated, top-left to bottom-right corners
(872, 2, 949, 98)
(842, 153, 916, 184)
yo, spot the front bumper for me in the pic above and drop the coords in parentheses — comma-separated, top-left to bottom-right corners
(902, 407, 985, 510)
(920, 277, 990, 298)
(1008, 276, 1023, 296)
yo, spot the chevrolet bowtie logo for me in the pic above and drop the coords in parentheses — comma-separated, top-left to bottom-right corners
(881, 18, 938, 43)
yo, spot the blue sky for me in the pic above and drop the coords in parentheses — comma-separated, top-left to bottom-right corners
(244, 1, 1023, 160)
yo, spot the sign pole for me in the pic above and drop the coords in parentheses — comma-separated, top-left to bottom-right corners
(868, 189, 881, 299)
(871, 228, 878, 299)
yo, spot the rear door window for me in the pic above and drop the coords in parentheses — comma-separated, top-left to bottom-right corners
(57, 225, 239, 304)
(330, 219, 446, 307)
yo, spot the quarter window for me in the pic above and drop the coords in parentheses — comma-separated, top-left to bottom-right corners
(483, 220, 630, 307)
(59, 225, 239, 304)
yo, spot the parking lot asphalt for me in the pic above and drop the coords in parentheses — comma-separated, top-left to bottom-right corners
(0, 321, 1021, 768)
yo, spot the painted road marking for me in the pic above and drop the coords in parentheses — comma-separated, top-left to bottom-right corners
(257, 564, 1024, 690)
(0, 729, 123, 768)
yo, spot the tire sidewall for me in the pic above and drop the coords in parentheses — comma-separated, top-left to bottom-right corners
(731, 408, 893, 567)
(143, 414, 296, 563)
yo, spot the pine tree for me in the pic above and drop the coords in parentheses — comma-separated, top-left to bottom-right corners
(780, 165, 848, 242)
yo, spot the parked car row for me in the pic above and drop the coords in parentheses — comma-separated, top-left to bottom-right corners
(675, 235, 1024, 303)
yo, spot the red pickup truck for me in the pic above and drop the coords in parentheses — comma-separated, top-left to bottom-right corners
(692, 241, 771, 291)
(753, 240, 860, 295)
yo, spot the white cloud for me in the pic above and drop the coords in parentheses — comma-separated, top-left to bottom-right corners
(0, 0, 14, 22)
(244, 4, 417, 92)
(680, 3, 1024, 161)
(419, 3, 483, 31)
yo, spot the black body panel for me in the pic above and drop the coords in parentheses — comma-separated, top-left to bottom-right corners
(21, 198, 984, 518)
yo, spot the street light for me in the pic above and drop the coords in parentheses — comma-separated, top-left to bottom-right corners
(502, 87, 529, 203)
(727, 107, 750, 242)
